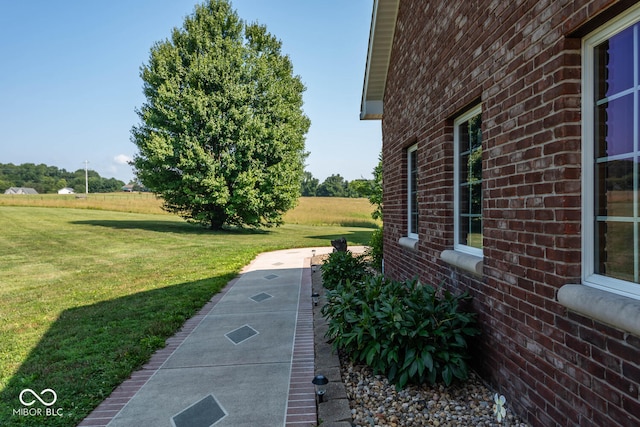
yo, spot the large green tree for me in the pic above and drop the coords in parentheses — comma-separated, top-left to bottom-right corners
(131, 0, 310, 229)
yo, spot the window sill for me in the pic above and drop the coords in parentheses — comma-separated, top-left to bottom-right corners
(398, 236, 419, 251)
(557, 284, 640, 337)
(440, 249, 483, 276)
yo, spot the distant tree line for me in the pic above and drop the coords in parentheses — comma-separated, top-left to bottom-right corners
(300, 171, 376, 198)
(0, 163, 126, 194)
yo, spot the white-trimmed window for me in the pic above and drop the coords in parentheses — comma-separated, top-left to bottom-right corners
(407, 144, 419, 239)
(583, 4, 640, 299)
(454, 105, 483, 257)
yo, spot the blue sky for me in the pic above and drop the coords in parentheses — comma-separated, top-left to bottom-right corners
(0, 0, 381, 184)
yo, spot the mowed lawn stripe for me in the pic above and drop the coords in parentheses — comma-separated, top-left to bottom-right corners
(0, 206, 373, 426)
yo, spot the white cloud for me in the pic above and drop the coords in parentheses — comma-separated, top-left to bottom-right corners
(114, 154, 132, 165)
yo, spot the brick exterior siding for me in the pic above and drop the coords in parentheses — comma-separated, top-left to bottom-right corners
(380, 1, 640, 425)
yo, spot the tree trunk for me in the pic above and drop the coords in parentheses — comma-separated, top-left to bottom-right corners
(208, 206, 227, 230)
(209, 216, 225, 230)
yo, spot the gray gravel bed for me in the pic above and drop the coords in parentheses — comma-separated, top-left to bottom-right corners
(339, 358, 530, 427)
(339, 358, 529, 426)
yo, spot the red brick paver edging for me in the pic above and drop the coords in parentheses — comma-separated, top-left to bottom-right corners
(285, 258, 317, 426)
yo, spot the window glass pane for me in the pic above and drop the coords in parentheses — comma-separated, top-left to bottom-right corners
(596, 94, 634, 157)
(458, 218, 468, 246)
(459, 185, 469, 215)
(469, 147, 482, 183)
(596, 221, 635, 282)
(596, 159, 635, 217)
(409, 148, 418, 235)
(411, 211, 418, 234)
(457, 110, 482, 250)
(470, 182, 482, 214)
(469, 114, 482, 150)
(468, 217, 482, 249)
(459, 123, 470, 153)
(460, 216, 482, 249)
(460, 153, 468, 187)
(595, 25, 634, 100)
(588, 15, 640, 290)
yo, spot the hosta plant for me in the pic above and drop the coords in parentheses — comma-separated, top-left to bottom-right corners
(320, 250, 369, 290)
(322, 276, 479, 389)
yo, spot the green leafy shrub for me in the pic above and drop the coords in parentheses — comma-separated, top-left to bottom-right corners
(320, 250, 369, 290)
(322, 276, 479, 389)
(366, 226, 383, 272)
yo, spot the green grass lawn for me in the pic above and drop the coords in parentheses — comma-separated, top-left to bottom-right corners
(0, 206, 374, 426)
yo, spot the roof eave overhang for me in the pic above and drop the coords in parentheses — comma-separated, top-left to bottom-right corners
(360, 0, 399, 120)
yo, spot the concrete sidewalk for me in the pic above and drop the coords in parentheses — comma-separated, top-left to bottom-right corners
(79, 247, 336, 427)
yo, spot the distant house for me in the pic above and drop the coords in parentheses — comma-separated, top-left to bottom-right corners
(4, 187, 38, 195)
(361, 1, 640, 426)
(121, 184, 134, 192)
(57, 187, 75, 195)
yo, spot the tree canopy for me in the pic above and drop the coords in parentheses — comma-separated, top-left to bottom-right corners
(301, 171, 376, 198)
(300, 171, 319, 197)
(317, 174, 350, 197)
(368, 154, 383, 220)
(0, 163, 125, 194)
(131, 0, 310, 230)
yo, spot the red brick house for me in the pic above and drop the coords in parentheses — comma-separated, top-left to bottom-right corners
(361, 1, 640, 425)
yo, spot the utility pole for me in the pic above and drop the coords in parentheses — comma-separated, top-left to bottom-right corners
(84, 160, 89, 194)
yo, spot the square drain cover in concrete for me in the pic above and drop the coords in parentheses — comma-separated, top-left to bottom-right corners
(250, 292, 272, 303)
(225, 325, 258, 345)
(172, 394, 227, 427)
(264, 274, 278, 280)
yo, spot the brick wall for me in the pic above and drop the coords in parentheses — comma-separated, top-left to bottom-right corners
(381, 0, 640, 425)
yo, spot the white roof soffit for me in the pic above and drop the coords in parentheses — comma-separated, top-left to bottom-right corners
(360, 0, 399, 120)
